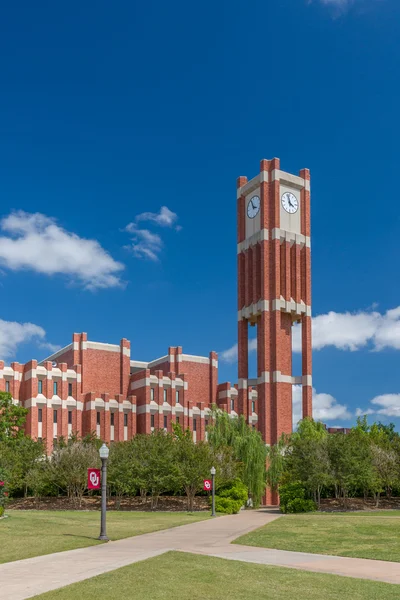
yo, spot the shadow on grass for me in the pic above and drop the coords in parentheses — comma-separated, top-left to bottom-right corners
(62, 534, 102, 541)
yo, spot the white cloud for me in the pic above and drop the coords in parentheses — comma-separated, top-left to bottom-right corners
(135, 206, 179, 229)
(125, 223, 163, 261)
(220, 306, 400, 363)
(0, 211, 124, 290)
(0, 319, 49, 361)
(357, 394, 400, 418)
(292, 309, 382, 352)
(125, 205, 180, 262)
(293, 385, 351, 427)
(219, 338, 257, 364)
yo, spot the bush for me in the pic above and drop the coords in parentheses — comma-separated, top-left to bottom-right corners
(213, 479, 248, 514)
(0, 469, 8, 515)
(285, 498, 316, 513)
(279, 482, 315, 513)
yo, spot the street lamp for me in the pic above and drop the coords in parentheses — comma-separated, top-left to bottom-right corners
(98, 443, 109, 541)
(210, 466, 216, 517)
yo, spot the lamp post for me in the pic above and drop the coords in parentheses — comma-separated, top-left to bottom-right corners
(98, 443, 109, 541)
(210, 466, 216, 517)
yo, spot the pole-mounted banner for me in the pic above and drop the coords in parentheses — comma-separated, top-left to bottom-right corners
(87, 468, 101, 490)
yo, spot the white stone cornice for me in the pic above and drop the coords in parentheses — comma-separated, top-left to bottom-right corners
(271, 169, 308, 191)
(237, 174, 262, 199)
(271, 228, 310, 248)
(271, 297, 311, 317)
(238, 300, 269, 321)
(237, 229, 269, 254)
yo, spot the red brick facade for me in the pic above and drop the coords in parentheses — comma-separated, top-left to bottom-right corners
(0, 157, 312, 506)
(236, 159, 312, 505)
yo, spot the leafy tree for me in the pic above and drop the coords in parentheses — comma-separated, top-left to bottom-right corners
(207, 408, 267, 506)
(50, 441, 100, 507)
(286, 419, 330, 508)
(132, 430, 180, 509)
(108, 441, 137, 509)
(173, 424, 213, 511)
(0, 392, 28, 442)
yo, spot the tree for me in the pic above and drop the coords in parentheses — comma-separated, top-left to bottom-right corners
(132, 430, 180, 509)
(286, 420, 330, 508)
(173, 425, 213, 511)
(0, 392, 28, 442)
(108, 441, 137, 509)
(207, 408, 267, 506)
(50, 441, 100, 507)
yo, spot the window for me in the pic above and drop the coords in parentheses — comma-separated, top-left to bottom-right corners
(53, 410, 58, 424)
(163, 415, 167, 429)
(176, 416, 180, 424)
(68, 411, 72, 425)
(38, 408, 43, 423)
(124, 413, 128, 427)
(176, 390, 179, 404)
(252, 401, 256, 413)
(151, 414, 155, 428)
(68, 383, 73, 397)
(111, 412, 115, 426)
(38, 380, 43, 394)
(5, 380, 10, 393)
(193, 419, 197, 432)
(230, 399, 234, 411)
(97, 412, 101, 426)
(150, 388, 154, 401)
(205, 419, 209, 429)
(163, 389, 167, 402)
(53, 381, 58, 396)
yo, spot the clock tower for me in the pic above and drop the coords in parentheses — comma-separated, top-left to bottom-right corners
(237, 158, 312, 504)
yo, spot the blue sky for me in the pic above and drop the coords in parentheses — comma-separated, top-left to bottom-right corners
(1, 0, 400, 428)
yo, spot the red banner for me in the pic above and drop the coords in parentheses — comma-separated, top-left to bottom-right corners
(87, 468, 101, 490)
(203, 479, 212, 491)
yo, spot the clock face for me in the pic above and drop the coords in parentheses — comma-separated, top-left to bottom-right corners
(247, 195, 260, 219)
(281, 192, 299, 214)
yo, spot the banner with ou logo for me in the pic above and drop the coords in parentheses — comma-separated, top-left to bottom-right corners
(87, 468, 101, 490)
(203, 479, 212, 491)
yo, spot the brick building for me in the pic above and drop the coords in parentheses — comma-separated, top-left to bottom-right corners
(0, 158, 313, 506)
(0, 332, 229, 452)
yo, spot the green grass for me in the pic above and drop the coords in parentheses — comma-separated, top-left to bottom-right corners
(33, 551, 400, 599)
(0, 510, 210, 564)
(235, 512, 400, 562)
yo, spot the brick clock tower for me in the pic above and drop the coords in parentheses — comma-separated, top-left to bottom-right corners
(237, 158, 312, 504)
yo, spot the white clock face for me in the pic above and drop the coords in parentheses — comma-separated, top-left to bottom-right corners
(281, 192, 298, 214)
(247, 195, 260, 219)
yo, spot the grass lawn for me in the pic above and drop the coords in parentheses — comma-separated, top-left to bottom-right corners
(0, 510, 210, 564)
(33, 551, 400, 599)
(235, 511, 400, 562)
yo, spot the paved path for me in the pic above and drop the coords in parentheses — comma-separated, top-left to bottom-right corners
(1, 509, 400, 599)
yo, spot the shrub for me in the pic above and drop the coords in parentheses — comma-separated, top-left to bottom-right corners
(279, 482, 315, 513)
(0, 469, 8, 515)
(285, 498, 316, 513)
(213, 479, 248, 514)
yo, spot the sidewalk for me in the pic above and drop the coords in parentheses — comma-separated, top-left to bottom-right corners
(1, 509, 400, 599)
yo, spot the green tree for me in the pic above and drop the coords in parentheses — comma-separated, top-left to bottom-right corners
(50, 441, 100, 507)
(132, 430, 180, 509)
(108, 441, 137, 509)
(207, 408, 266, 506)
(0, 391, 28, 442)
(286, 419, 330, 508)
(173, 424, 213, 511)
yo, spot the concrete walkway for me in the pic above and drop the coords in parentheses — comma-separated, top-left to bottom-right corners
(1, 509, 400, 599)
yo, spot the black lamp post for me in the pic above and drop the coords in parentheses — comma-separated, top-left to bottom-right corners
(98, 443, 109, 541)
(211, 466, 216, 517)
